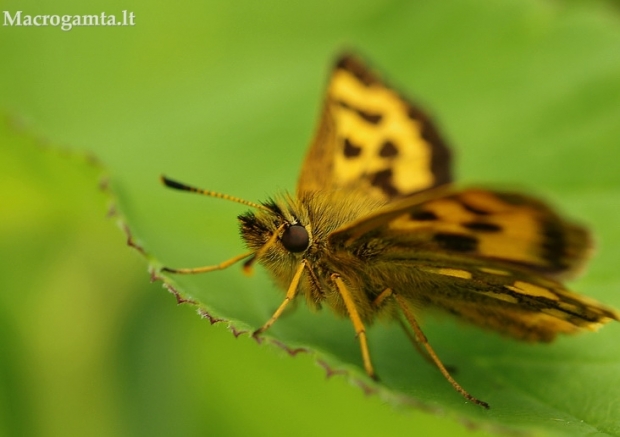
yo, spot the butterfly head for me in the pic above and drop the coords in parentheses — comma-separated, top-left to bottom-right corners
(237, 193, 315, 276)
(237, 193, 309, 248)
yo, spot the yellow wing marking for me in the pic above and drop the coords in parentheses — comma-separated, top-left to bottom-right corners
(484, 292, 520, 304)
(421, 266, 473, 279)
(478, 267, 511, 276)
(505, 281, 559, 300)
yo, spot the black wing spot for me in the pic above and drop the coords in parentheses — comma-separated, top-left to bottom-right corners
(336, 100, 382, 125)
(281, 225, 310, 253)
(357, 110, 382, 124)
(541, 221, 566, 269)
(461, 202, 492, 216)
(410, 210, 438, 221)
(379, 140, 398, 158)
(343, 138, 362, 158)
(433, 233, 478, 252)
(463, 222, 502, 232)
(370, 169, 399, 197)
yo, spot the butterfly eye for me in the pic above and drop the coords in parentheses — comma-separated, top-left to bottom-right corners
(281, 225, 310, 253)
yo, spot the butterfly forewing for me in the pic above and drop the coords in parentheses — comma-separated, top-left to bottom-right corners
(297, 55, 452, 202)
(386, 189, 592, 276)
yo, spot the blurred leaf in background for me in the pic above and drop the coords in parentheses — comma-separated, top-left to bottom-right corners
(2, 0, 620, 436)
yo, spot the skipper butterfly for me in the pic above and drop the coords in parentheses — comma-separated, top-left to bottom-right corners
(160, 54, 619, 408)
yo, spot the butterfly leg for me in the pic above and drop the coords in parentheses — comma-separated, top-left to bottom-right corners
(253, 261, 306, 337)
(161, 251, 253, 274)
(392, 292, 489, 409)
(372, 288, 456, 371)
(371, 287, 394, 307)
(396, 318, 458, 373)
(331, 274, 377, 381)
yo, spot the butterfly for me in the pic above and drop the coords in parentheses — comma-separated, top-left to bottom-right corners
(160, 54, 619, 409)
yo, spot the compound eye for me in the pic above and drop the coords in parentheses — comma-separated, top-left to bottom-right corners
(281, 225, 309, 253)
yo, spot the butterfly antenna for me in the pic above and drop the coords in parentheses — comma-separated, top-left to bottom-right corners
(161, 175, 271, 211)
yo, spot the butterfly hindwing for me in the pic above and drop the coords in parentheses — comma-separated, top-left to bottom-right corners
(411, 257, 618, 341)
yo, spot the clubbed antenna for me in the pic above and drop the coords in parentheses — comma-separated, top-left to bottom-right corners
(160, 175, 271, 211)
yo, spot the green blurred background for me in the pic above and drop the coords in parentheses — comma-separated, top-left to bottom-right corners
(2, 0, 620, 436)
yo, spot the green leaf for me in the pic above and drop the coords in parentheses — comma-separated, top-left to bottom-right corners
(3, 0, 620, 435)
